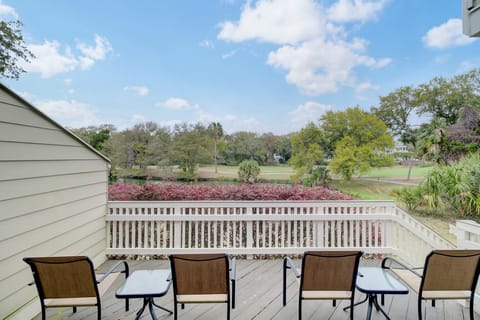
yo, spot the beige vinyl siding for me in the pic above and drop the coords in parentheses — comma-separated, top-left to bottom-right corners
(0, 85, 110, 319)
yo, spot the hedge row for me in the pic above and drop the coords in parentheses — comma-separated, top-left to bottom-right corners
(108, 182, 353, 201)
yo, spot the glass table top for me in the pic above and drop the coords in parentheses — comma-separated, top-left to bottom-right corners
(116, 269, 172, 298)
(356, 267, 409, 295)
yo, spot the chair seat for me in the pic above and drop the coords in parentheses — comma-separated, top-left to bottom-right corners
(44, 297, 98, 307)
(302, 290, 352, 300)
(422, 290, 472, 300)
(177, 294, 228, 303)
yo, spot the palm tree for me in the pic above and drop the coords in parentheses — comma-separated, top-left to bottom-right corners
(208, 122, 224, 173)
(417, 118, 448, 164)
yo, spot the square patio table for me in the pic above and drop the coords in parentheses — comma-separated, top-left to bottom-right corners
(345, 266, 409, 320)
(116, 269, 173, 320)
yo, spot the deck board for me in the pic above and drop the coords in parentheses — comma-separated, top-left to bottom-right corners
(34, 259, 479, 320)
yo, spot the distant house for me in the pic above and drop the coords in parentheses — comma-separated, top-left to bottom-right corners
(463, 0, 480, 37)
(0, 83, 110, 319)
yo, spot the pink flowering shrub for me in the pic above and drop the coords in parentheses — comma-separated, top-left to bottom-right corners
(108, 182, 353, 201)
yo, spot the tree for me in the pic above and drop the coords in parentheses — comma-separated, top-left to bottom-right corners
(288, 123, 324, 180)
(71, 124, 115, 153)
(372, 86, 421, 180)
(416, 69, 480, 125)
(169, 123, 210, 180)
(207, 122, 224, 173)
(372, 85, 419, 143)
(416, 118, 448, 164)
(223, 131, 266, 165)
(0, 20, 34, 79)
(446, 106, 480, 160)
(319, 107, 394, 179)
(238, 160, 261, 183)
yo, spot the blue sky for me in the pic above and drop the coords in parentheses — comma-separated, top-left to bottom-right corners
(2, 0, 479, 134)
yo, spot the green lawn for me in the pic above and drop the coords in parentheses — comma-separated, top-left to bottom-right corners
(197, 165, 294, 181)
(332, 179, 398, 200)
(359, 165, 432, 180)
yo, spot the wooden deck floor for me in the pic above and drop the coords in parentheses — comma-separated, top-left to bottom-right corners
(36, 259, 478, 320)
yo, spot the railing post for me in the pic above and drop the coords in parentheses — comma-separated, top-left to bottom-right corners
(173, 205, 182, 249)
(246, 207, 253, 259)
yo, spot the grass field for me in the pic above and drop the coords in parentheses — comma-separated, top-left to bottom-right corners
(196, 164, 431, 182)
(359, 165, 433, 180)
(196, 165, 294, 181)
(331, 179, 398, 200)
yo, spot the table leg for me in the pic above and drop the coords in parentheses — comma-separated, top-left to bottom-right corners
(152, 299, 173, 314)
(148, 298, 158, 320)
(343, 295, 369, 311)
(135, 298, 148, 320)
(366, 295, 374, 320)
(372, 295, 391, 320)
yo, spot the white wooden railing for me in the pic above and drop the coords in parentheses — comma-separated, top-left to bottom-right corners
(452, 220, 480, 249)
(106, 200, 454, 266)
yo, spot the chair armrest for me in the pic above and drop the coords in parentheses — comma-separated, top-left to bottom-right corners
(229, 257, 236, 309)
(97, 260, 129, 284)
(229, 257, 236, 281)
(284, 256, 300, 278)
(381, 256, 422, 278)
(283, 256, 300, 306)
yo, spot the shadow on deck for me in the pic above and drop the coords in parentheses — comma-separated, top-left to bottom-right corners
(35, 259, 477, 320)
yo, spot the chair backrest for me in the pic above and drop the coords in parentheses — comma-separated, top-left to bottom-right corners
(301, 251, 362, 292)
(422, 250, 480, 292)
(169, 254, 229, 295)
(23, 256, 98, 299)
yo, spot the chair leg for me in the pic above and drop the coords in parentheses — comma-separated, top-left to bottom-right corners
(41, 306, 46, 320)
(432, 299, 435, 307)
(73, 306, 77, 313)
(97, 305, 101, 320)
(174, 302, 178, 320)
(418, 298, 423, 320)
(126, 298, 129, 311)
(298, 298, 302, 320)
(470, 297, 474, 320)
(283, 259, 287, 306)
(332, 299, 336, 307)
(227, 301, 231, 320)
(349, 298, 354, 320)
(232, 279, 236, 309)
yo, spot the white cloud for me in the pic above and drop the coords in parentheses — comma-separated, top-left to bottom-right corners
(64, 78, 73, 85)
(36, 99, 100, 128)
(22, 35, 112, 78)
(200, 40, 215, 48)
(77, 34, 112, 69)
(67, 89, 75, 94)
(0, 1, 18, 19)
(327, 0, 388, 23)
(222, 50, 237, 59)
(268, 37, 390, 95)
(22, 41, 78, 78)
(124, 85, 149, 96)
(218, 0, 325, 45)
(423, 19, 476, 49)
(218, 0, 391, 96)
(289, 101, 331, 126)
(156, 97, 198, 110)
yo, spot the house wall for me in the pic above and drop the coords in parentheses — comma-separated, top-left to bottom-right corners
(0, 86, 110, 319)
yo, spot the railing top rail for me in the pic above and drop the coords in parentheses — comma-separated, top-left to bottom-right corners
(108, 200, 396, 207)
